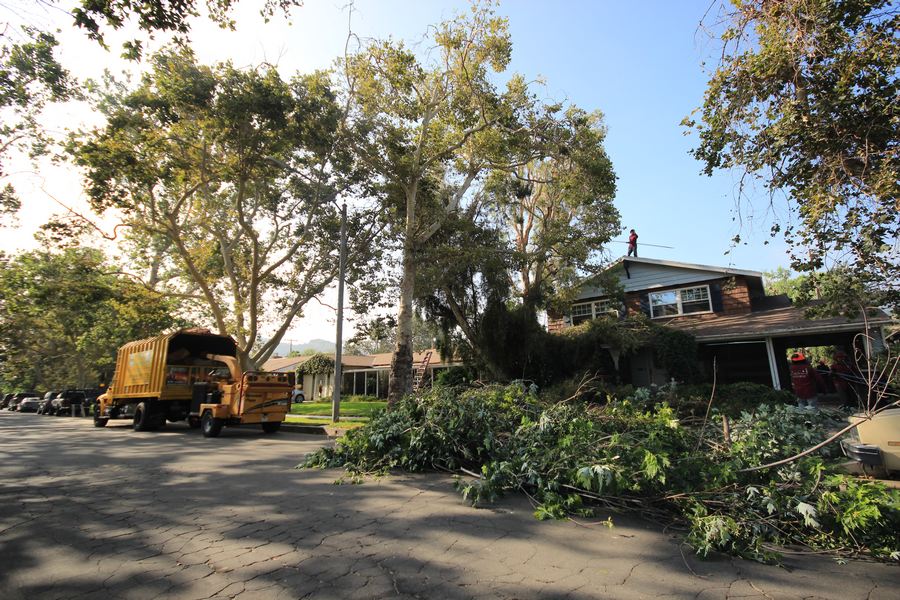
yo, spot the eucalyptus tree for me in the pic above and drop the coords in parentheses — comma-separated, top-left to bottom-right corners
(687, 0, 899, 311)
(346, 5, 544, 401)
(484, 106, 619, 314)
(412, 106, 618, 381)
(71, 48, 378, 369)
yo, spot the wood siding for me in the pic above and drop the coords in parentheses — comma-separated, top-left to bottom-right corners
(576, 261, 736, 299)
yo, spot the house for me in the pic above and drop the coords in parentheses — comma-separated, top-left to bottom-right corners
(548, 257, 893, 390)
(263, 349, 459, 401)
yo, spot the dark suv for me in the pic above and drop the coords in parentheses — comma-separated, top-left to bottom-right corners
(52, 390, 87, 416)
(37, 391, 60, 415)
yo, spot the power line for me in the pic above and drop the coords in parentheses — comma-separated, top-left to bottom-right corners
(609, 240, 675, 249)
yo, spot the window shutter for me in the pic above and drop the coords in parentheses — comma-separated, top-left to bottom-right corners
(710, 284, 724, 312)
(639, 293, 652, 317)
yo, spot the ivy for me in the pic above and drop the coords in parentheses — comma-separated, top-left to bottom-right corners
(295, 353, 336, 376)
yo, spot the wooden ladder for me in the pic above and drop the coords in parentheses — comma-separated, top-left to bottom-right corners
(412, 350, 434, 392)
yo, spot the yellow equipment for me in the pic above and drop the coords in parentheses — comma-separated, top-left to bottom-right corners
(95, 329, 292, 437)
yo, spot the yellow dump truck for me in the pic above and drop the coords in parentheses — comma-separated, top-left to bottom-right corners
(95, 329, 292, 437)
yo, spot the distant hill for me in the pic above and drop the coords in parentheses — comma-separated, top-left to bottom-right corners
(271, 338, 335, 357)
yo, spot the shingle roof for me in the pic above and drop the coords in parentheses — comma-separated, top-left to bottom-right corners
(607, 256, 763, 279)
(665, 305, 893, 342)
(262, 349, 458, 372)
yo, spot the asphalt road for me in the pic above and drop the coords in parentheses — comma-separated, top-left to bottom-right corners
(0, 411, 897, 599)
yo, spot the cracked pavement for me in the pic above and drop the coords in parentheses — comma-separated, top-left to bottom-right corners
(0, 412, 897, 599)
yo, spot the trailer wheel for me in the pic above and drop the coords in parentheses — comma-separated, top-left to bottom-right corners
(261, 421, 281, 434)
(201, 411, 223, 438)
(133, 402, 153, 431)
(187, 415, 201, 429)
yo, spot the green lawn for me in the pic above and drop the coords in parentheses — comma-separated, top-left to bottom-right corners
(289, 400, 385, 418)
(283, 415, 365, 429)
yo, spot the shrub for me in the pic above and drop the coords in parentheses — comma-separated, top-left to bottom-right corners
(631, 381, 796, 418)
(434, 366, 478, 388)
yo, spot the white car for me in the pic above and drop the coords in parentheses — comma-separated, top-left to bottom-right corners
(17, 397, 42, 413)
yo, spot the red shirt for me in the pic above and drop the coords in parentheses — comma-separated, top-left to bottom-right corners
(628, 232, 638, 245)
(790, 362, 817, 399)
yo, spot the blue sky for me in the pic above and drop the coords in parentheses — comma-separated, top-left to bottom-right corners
(5, 0, 797, 343)
(185, 0, 793, 274)
(311, 0, 795, 272)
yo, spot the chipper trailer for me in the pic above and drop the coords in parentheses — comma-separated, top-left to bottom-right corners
(95, 329, 292, 437)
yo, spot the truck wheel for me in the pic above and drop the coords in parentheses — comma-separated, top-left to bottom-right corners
(93, 415, 109, 427)
(187, 416, 201, 429)
(261, 421, 281, 434)
(133, 402, 153, 431)
(201, 411, 223, 438)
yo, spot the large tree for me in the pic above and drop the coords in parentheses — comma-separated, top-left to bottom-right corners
(346, 4, 546, 401)
(413, 107, 619, 380)
(484, 106, 618, 314)
(1, 0, 301, 222)
(70, 48, 378, 369)
(0, 248, 179, 390)
(686, 0, 899, 311)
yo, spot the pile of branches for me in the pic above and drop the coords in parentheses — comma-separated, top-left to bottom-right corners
(302, 384, 900, 563)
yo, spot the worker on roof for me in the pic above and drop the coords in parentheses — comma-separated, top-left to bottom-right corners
(627, 229, 638, 257)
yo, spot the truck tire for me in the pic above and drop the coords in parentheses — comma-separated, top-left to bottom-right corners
(261, 421, 281, 434)
(94, 415, 109, 427)
(133, 402, 153, 432)
(201, 411, 223, 438)
(187, 415, 201, 429)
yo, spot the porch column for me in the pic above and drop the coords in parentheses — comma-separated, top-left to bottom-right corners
(764, 337, 781, 390)
(352, 372, 357, 395)
(375, 370, 379, 397)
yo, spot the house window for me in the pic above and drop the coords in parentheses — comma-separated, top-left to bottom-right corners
(649, 285, 711, 318)
(571, 298, 617, 325)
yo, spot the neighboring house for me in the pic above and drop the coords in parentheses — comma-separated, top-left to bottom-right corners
(263, 350, 458, 400)
(548, 256, 893, 390)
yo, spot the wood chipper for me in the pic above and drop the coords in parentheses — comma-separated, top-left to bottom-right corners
(95, 328, 292, 437)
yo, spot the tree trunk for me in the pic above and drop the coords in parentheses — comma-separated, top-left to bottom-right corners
(75, 356, 88, 389)
(388, 248, 417, 404)
(236, 347, 256, 373)
(444, 290, 505, 381)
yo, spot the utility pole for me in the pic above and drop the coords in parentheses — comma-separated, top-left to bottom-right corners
(332, 202, 347, 423)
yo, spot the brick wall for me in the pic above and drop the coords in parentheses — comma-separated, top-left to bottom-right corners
(547, 316, 566, 333)
(719, 276, 753, 315)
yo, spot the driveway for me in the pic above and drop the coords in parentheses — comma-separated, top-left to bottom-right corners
(0, 412, 896, 599)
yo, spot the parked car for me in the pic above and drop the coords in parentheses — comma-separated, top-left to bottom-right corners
(52, 389, 86, 416)
(7, 392, 39, 411)
(17, 396, 42, 413)
(0, 393, 14, 409)
(37, 391, 60, 415)
(290, 389, 305, 404)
